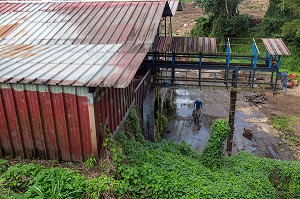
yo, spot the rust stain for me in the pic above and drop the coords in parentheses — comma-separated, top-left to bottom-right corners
(0, 45, 36, 59)
(0, 24, 19, 39)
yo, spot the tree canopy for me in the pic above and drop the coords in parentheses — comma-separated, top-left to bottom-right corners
(282, 0, 300, 39)
(200, 0, 241, 18)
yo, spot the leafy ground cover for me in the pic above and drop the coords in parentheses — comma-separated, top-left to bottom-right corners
(271, 116, 300, 147)
(1, 107, 299, 198)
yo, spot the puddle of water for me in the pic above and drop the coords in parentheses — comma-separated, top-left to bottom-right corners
(163, 119, 211, 154)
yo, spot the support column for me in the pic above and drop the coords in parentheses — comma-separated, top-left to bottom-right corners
(171, 52, 175, 85)
(226, 70, 237, 156)
(226, 90, 237, 156)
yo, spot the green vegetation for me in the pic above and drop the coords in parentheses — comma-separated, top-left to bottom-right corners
(191, 0, 300, 74)
(155, 89, 170, 140)
(122, 105, 144, 142)
(259, 0, 300, 73)
(84, 156, 97, 169)
(191, 0, 250, 38)
(272, 116, 300, 146)
(201, 119, 230, 169)
(1, 107, 300, 198)
(0, 159, 8, 174)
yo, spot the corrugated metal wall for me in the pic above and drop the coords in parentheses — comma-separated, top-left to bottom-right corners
(0, 83, 94, 162)
(94, 70, 151, 146)
(0, 70, 151, 161)
(134, 70, 152, 112)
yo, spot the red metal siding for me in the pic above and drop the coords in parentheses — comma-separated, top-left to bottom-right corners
(50, 87, 71, 161)
(0, 90, 13, 156)
(63, 91, 83, 162)
(77, 91, 93, 161)
(11, 85, 35, 158)
(38, 88, 58, 160)
(0, 83, 94, 161)
(24, 86, 47, 159)
(1, 87, 24, 157)
(93, 70, 151, 137)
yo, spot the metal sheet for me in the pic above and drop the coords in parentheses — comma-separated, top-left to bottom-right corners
(152, 36, 217, 54)
(0, 1, 166, 88)
(261, 38, 291, 56)
(167, 0, 179, 16)
(93, 70, 150, 137)
(0, 83, 94, 161)
(0, 1, 165, 45)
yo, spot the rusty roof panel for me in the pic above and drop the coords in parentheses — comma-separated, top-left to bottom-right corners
(0, 1, 167, 88)
(261, 38, 291, 56)
(0, 44, 148, 88)
(151, 36, 217, 54)
(0, 1, 165, 45)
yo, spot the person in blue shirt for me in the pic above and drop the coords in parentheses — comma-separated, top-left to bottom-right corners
(193, 100, 203, 120)
(194, 99, 203, 111)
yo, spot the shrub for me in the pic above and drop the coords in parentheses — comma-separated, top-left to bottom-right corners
(84, 156, 97, 169)
(85, 175, 122, 198)
(1, 163, 44, 193)
(0, 159, 8, 174)
(201, 119, 230, 169)
(212, 15, 250, 38)
(26, 167, 86, 198)
(190, 17, 213, 36)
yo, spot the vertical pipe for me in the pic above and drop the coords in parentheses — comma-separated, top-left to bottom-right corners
(268, 55, 273, 68)
(171, 52, 175, 85)
(226, 42, 230, 88)
(164, 17, 167, 60)
(251, 41, 255, 65)
(277, 56, 281, 69)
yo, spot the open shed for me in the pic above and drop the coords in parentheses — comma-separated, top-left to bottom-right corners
(0, 0, 179, 161)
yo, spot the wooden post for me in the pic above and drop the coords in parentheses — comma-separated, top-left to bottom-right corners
(87, 92, 98, 159)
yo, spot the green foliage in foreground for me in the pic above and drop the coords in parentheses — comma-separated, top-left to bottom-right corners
(118, 134, 300, 198)
(1, 113, 300, 198)
(201, 119, 230, 169)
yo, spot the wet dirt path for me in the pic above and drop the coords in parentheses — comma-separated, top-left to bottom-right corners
(163, 88, 295, 160)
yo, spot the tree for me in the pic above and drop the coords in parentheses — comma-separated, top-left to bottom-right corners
(192, 0, 249, 38)
(200, 0, 241, 18)
(282, 0, 300, 39)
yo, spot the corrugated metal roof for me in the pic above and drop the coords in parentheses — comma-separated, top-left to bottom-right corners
(0, 43, 151, 87)
(0, 1, 167, 88)
(162, 0, 178, 16)
(167, 0, 179, 16)
(151, 36, 217, 54)
(261, 38, 291, 56)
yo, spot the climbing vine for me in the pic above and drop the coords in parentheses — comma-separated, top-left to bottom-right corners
(201, 119, 231, 169)
(155, 89, 170, 140)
